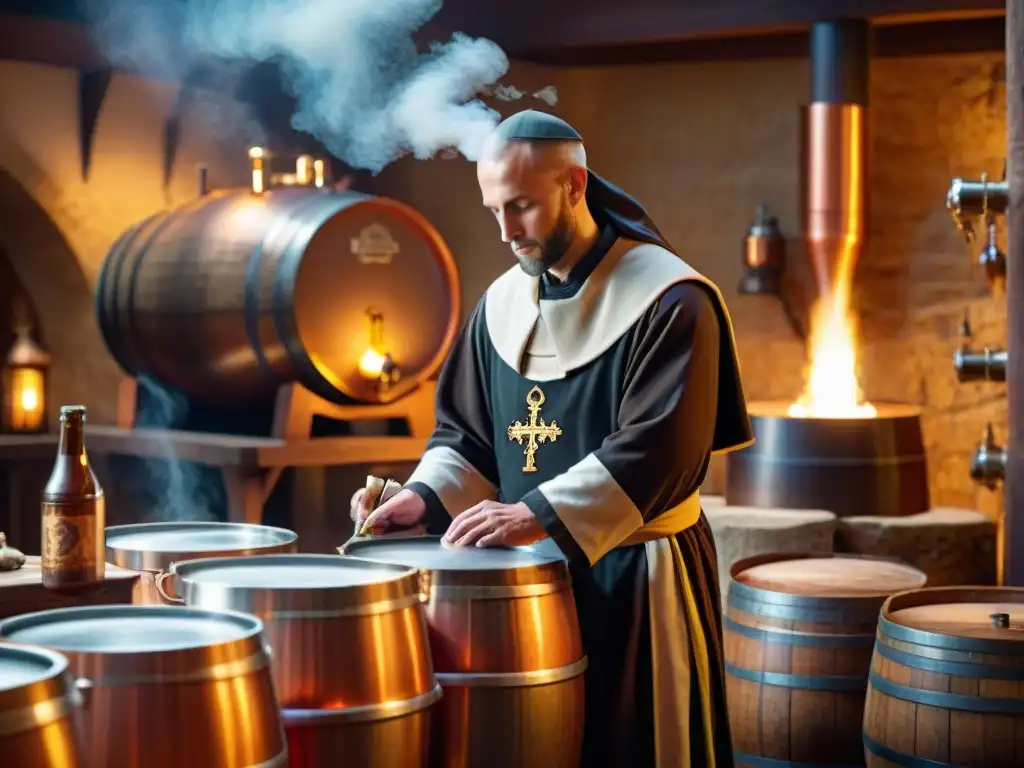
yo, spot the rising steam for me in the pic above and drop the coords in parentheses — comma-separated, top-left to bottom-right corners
(85, 0, 555, 172)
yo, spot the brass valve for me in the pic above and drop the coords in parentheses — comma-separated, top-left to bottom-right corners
(953, 310, 1007, 383)
(946, 172, 1009, 243)
(977, 218, 1007, 296)
(970, 422, 1006, 490)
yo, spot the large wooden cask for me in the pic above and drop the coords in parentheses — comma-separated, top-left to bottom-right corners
(864, 586, 1024, 767)
(96, 188, 461, 406)
(724, 552, 927, 767)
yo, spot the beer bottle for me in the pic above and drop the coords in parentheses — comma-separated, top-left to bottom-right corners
(41, 405, 105, 592)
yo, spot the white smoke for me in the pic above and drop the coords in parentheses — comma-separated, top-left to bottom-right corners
(86, 0, 556, 172)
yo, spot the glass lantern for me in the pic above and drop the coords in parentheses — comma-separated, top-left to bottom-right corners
(1, 317, 52, 434)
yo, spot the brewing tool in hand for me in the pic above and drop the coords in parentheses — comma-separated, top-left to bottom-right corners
(338, 476, 402, 554)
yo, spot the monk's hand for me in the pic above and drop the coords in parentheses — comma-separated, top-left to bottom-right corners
(362, 490, 426, 534)
(444, 501, 546, 548)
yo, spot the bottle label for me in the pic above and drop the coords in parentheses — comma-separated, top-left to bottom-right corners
(41, 503, 101, 576)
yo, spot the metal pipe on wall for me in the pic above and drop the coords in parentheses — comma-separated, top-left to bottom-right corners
(1005, 0, 1024, 585)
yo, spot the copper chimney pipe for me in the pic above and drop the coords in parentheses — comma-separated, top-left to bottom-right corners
(802, 20, 870, 296)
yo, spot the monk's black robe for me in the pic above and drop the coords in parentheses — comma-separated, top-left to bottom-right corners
(405, 175, 753, 768)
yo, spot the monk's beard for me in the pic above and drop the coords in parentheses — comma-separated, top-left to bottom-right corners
(514, 197, 575, 277)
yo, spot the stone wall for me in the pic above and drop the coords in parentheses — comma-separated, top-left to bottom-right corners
(0, 48, 1008, 522)
(371, 51, 1009, 521)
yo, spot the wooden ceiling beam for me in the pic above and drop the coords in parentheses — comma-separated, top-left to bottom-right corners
(430, 0, 1005, 56)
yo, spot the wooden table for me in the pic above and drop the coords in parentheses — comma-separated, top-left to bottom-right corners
(84, 426, 428, 526)
(0, 556, 139, 620)
(1, 427, 429, 533)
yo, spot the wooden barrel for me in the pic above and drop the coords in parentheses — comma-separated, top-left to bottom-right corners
(344, 536, 586, 768)
(864, 586, 1024, 767)
(725, 401, 930, 517)
(95, 188, 461, 406)
(0, 605, 286, 768)
(724, 552, 928, 767)
(105, 521, 299, 605)
(164, 553, 437, 702)
(0, 642, 82, 767)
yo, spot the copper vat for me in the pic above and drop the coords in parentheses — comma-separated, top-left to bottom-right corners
(105, 521, 299, 604)
(0, 643, 82, 768)
(345, 537, 587, 768)
(164, 553, 440, 767)
(95, 188, 462, 406)
(0, 605, 286, 768)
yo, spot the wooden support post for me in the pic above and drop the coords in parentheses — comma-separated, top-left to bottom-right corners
(1005, 0, 1024, 585)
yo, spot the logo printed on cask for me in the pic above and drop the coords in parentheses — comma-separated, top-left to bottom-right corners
(351, 224, 400, 265)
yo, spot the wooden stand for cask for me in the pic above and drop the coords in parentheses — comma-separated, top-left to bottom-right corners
(864, 586, 1024, 767)
(0, 643, 83, 767)
(724, 553, 928, 767)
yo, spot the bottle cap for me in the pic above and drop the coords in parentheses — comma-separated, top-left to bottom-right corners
(59, 405, 87, 421)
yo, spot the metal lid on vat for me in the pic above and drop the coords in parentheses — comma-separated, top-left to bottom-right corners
(345, 536, 561, 570)
(0, 643, 69, 692)
(0, 605, 263, 654)
(105, 522, 298, 572)
(343, 536, 570, 589)
(169, 553, 422, 616)
(173, 553, 413, 589)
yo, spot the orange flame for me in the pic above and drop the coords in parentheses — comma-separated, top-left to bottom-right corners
(788, 280, 876, 419)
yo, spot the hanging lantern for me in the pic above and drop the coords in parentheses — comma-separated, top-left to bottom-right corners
(2, 308, 52, 434)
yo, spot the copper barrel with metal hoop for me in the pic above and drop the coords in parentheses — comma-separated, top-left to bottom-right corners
(0, 643, 83, 767)
(344, 537, 587, 768)
(95, 187, 461, 406)
(864, 586, 1024, 768)
(162, 553, 439, 768)
(105, 521, 299, 604)
(0, 605, 286, 768)
(724, 552, 928, 767)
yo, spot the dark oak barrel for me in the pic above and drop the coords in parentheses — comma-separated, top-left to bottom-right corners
(344, 537, 586, 768)
(864, 586, 1024, 767)
(0, 643, 82, 767)
(724, 552, 927, 767)
(724, 401, 930, 518)
(95, 187, 461, 405)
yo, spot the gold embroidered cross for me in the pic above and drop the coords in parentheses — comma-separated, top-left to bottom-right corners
(507, 386, 562, 473)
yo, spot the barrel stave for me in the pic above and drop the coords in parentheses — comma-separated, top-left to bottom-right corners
(0, 605, 286, 768)
(263, 601, 434, 707)
(424, 587, 581, 674)
(283, 707, 433, 768)
(69, 659, 283, 766)
(0, 644, 82, 768)
(95, 188, 461, 406)
(865, 587, 1024, 767)
(726, 603, 877, 764)
(725, 552, 927, 767)
(432, 678, 585, 768)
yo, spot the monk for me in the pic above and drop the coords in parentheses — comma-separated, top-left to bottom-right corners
(351, 109, 753, 767)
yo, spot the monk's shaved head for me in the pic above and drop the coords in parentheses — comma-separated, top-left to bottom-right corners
(476, 111, 595, 277)
(478, 134, 588, 176)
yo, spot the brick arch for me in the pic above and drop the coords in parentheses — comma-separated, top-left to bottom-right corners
(0, 137, 120, 425)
